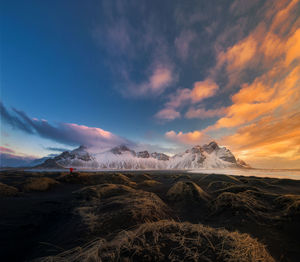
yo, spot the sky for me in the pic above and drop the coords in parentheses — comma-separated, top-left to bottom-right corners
(1, 0, 300, 168)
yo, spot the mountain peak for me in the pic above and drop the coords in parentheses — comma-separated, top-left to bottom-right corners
(78, 145, 88, 150)
(203, 141, 219, 153)
(35, 141, 248, 170)
(110, 145, 136, 155)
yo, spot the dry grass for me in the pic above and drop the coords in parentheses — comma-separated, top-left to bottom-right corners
(173, 174, 192, 182)
(22, 177, 59, 192)
(130, 173, 152, 183)
(210, 191, 273, 223)
(37, 220, 274, 262)
(207, 181, 235, 191)
(58, 172, 132, 186)
(73, 185, 170, 235)
(0, 182, 18, 196)
(212, 191, 263, 211)
(214, 184, 262, 194)
(198, 174, 241, 185)
(167, 181, 210, 203)
(74, 184, 136, 201)
(140, 179, 161, 187)
(275, 194, 300, 217)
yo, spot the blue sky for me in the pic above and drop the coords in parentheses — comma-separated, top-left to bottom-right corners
(1, 0, 300, 168)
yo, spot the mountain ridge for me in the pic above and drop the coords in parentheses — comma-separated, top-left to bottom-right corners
(35, 141, 250, 169)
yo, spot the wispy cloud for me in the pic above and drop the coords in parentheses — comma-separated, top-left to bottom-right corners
(175, 29, 196, 61)
(0, 146, 15, 154)
(124, 63, 177, 97)
(155, 78, 219, 120)
(185, 107, 227, 119)
(92, 0, 177, 98)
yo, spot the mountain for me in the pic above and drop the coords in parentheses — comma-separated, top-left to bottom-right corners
(168, 142, 239, 169)
(35, 141, 249, 169)
(35, 145, 98, 169)
(0, 153, 54, 168)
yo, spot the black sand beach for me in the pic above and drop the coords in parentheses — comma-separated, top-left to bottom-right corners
(0, 170, 300, 261)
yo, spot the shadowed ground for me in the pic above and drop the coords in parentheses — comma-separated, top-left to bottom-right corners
(0, 170, 300, 261)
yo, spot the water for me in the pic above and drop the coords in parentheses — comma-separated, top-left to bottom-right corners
(189, 168, 300, 180)
(6, 167, 300, 180)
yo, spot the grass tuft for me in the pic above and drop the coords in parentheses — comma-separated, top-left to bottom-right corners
(22, 177, 59, 192)
(37, 220, 274, 262)
(0, 182, 19, 196)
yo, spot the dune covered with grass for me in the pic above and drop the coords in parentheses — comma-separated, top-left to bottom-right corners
(0, 170, 300, 261)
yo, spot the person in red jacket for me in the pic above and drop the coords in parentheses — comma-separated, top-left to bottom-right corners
(69, 167, 73, 174)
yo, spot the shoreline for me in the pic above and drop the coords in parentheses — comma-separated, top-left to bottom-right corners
(1, 167, 300, 180)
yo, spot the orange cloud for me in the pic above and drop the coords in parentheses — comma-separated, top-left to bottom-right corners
(220, 113, 300, 168)
(231, 81, 275, 104)
(156, 78, 219, 120)
(166, 0, 300, 168)
(269, 0, 299, 35)
(214, 64, 300, 129)
(165, 130, 210, 145)
(217, 35, 257, 72)
(285, 28, 300, 66)
(191, 79, 219, 102)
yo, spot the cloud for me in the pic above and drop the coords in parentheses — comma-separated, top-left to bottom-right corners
(165, 130, 211, 145)
(0, 146, 37, 167)
(0, 102, 33, 133)
(45, 147, 69, 152)
(191, 79, 219, 102)
(220, 112, 300, 168)
(0, 153, 36, 167)
(155, 78, 219, 120)
(155, 108, 180, 121)
(1, 102, 132, 149)
(175, 29, 196, 61)
(92, 1, 177, 98)
(185, 107, 227, 119)
(217, 35, 257, 72)
(167, 0, 300, 167)
(229, 0, 261, 16)
(0, 146, 15, 154)
(212, 61, 300, 130)
(127, 64, 176, 97)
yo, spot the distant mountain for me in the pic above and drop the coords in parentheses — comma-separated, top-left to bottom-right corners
(34, 141, 250, 170)
(0, 153, 53, 168)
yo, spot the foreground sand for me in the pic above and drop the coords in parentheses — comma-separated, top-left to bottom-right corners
(0, 170, 299, 261)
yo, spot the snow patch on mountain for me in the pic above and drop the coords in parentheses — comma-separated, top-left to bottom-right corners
(35, 141, 249, 170)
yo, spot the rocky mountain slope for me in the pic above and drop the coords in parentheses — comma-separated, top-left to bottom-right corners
(35, 142, 249, 169)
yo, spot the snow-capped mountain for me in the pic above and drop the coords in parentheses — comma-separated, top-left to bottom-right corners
(35, 142, 249, 169)
(168, 142, 238, 169)
(36, 145, 98, 169)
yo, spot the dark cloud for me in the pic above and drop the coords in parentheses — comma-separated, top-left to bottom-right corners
(1, 102, 133, 149)
(45, 147, 69, 152)
(0, 101, 33, 133)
